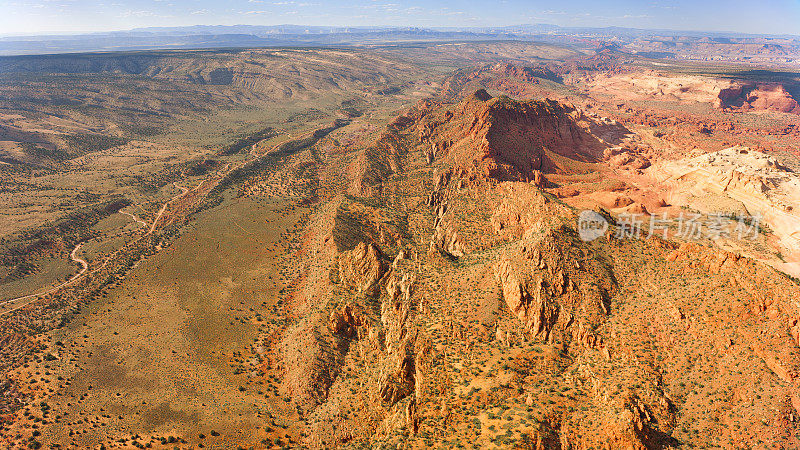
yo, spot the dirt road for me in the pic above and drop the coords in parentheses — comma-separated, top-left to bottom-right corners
(0, 243, 88, 315)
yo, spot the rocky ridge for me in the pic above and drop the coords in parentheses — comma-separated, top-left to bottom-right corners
(268, 89, 800, 448)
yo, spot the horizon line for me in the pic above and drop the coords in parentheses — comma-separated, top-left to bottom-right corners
(2, 22, 799, 40)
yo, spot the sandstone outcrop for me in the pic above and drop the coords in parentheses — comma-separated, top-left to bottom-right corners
(651, 146, 800, 276)
(377, 335, 416, 406)
(329, 303, 366, 339)
(271, 88, 800, 449)
(338, 242, 386, 297)
(413, 89, 609, 184)
(495, 223, 616, 346)
(718, 83, 800, 114)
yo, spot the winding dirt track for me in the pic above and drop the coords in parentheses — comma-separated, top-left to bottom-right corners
(0, 181, 195, 315)
(0, 243, 88, 315)
(148, 182, 189, 234)
(119, 210, 147, 228)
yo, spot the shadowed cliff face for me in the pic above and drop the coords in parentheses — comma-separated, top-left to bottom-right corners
(717, 83, 800, 114)
(419, 90, 609, 182)
(351, 89, 616, 198)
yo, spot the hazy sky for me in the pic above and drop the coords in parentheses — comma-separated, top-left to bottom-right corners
(2, 0, 799, 36)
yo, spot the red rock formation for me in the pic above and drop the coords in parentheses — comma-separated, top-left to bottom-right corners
(421, 90, 607, 182)
(494, 224, 616, 344)
(338, 242, 386, 297)
(717, 83, 800, 114)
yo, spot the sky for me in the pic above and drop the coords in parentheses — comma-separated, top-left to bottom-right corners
(1, 0, 799, 36)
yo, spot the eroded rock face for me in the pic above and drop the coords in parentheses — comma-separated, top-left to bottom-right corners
(429, 223, 466, 258)
(403, 89, 615, 191)
(425, 168, 468, 259)
(495, 224, 616, 346)
(377, 337, 416, 406)
(491, 181, 571, 240)
(579, 70, 800, 115)
(338, 242, 386, 297)
(651, 146, 800, 277)
(382, 254, 417, 354)
(437, 91, 607, 181)
(718, 83, 800, 115)
(375, 248, 424, 410)
(329, 304, 366, 339)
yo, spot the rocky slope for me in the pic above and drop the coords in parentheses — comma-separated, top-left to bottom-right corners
(646, 146, 800, 276)
(581, 70, 800, 115)
(261, 90, 800, 448)
(717, 83, 800, 114)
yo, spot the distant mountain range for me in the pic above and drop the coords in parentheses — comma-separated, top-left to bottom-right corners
(1, 24, 798, 57)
